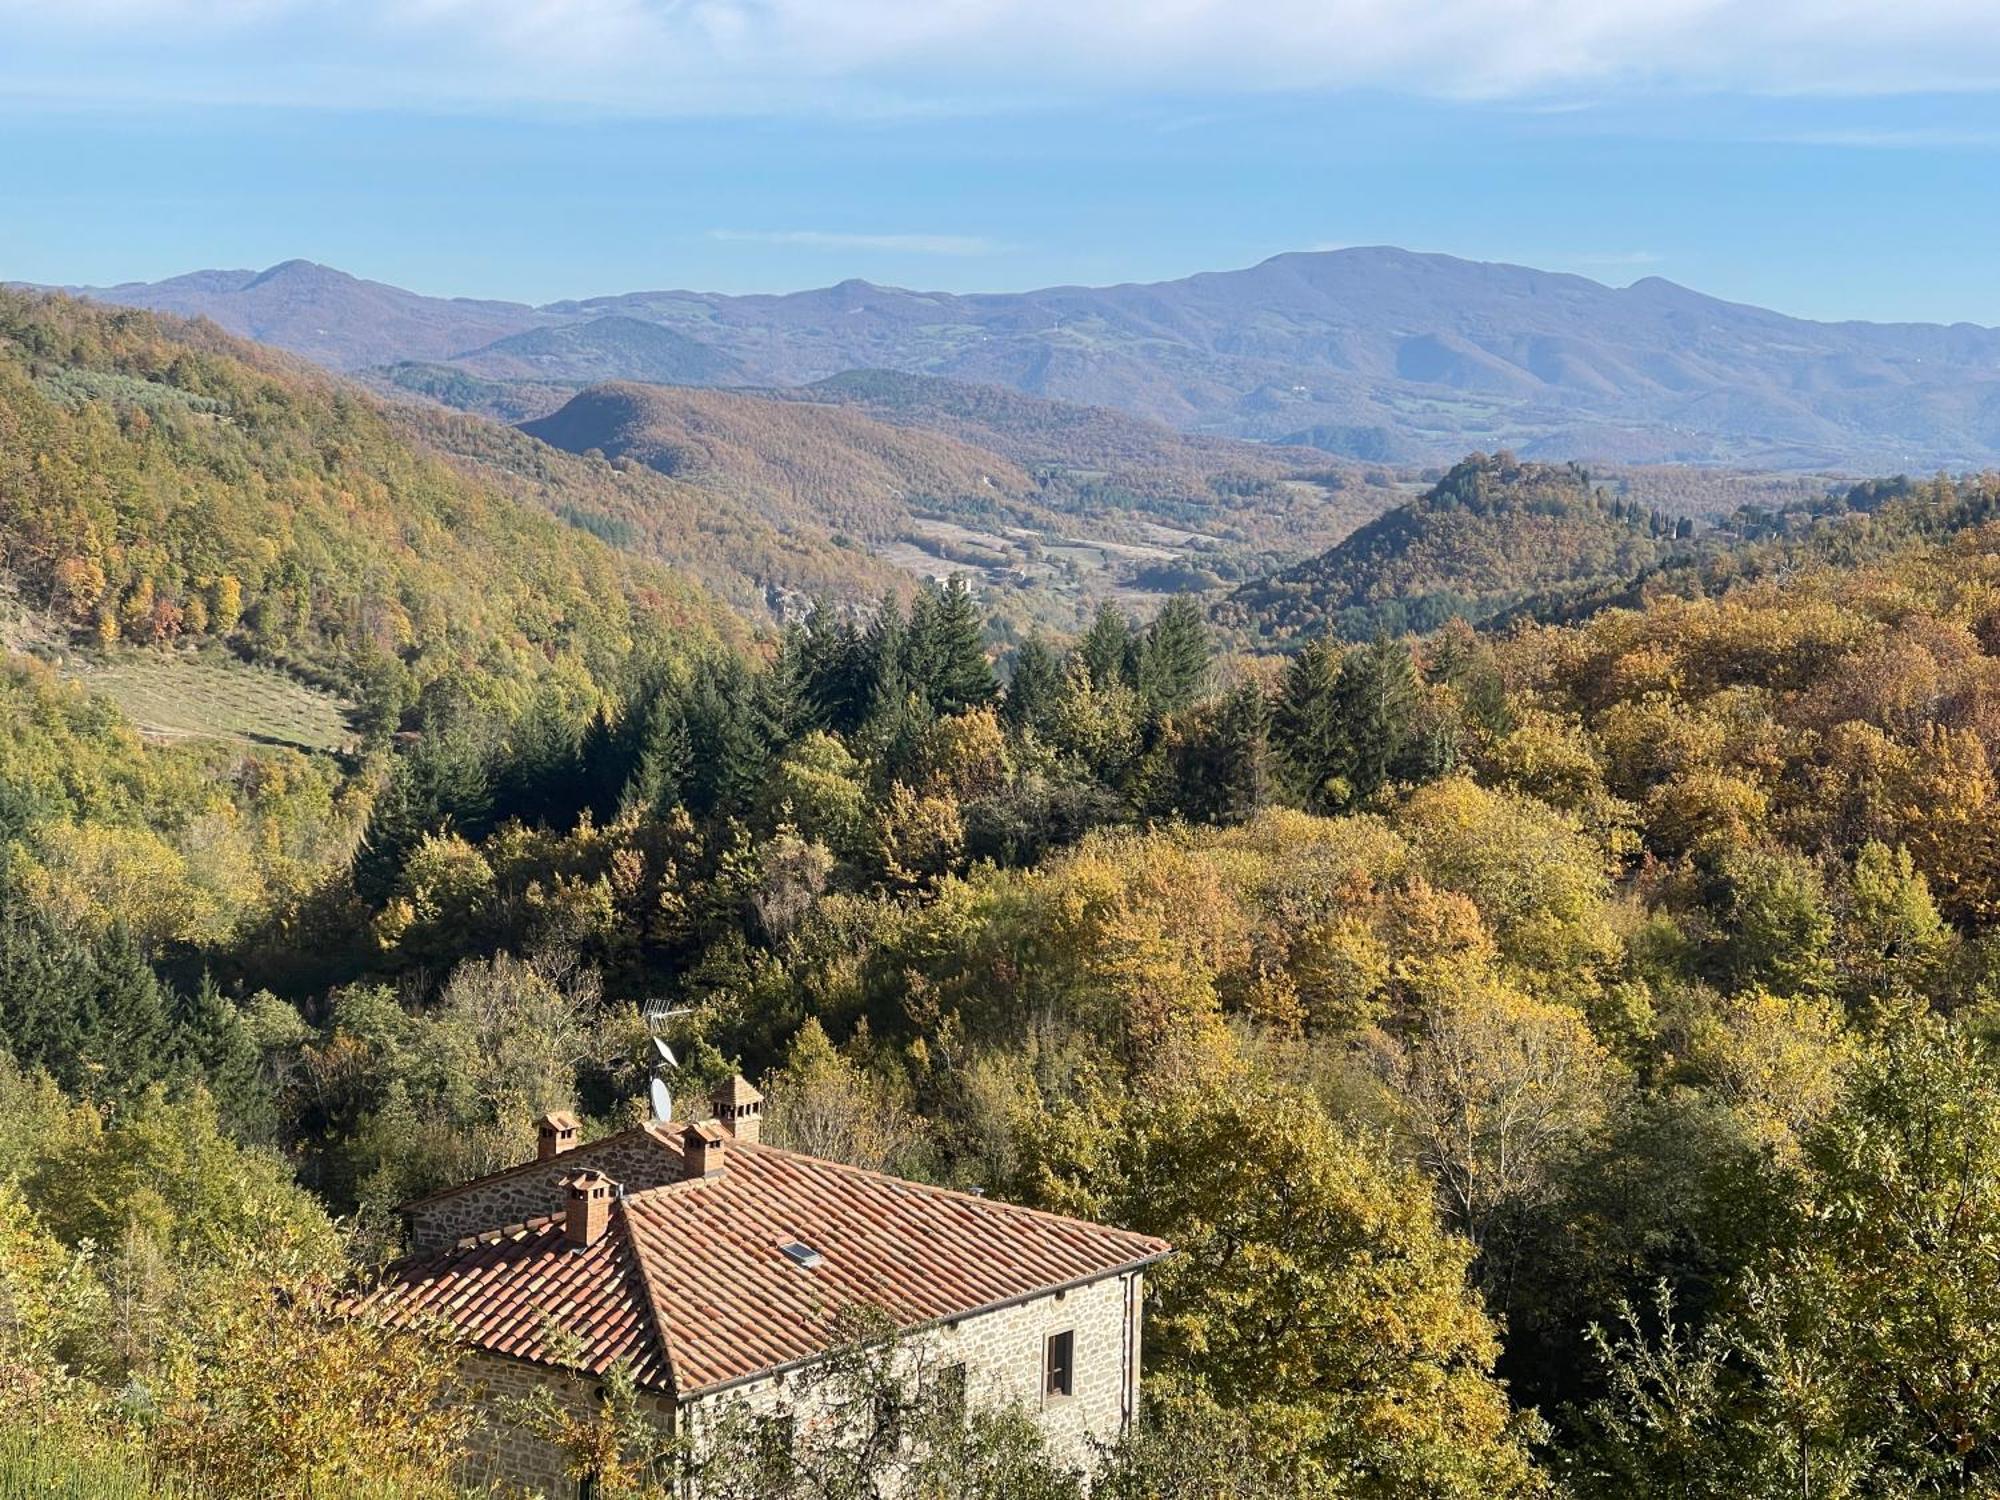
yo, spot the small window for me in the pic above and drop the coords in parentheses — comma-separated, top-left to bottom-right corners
(1044, 1330, 1075, 1401)
(934, 1360, 969, 1420)
(754, 1411, 795, 1483)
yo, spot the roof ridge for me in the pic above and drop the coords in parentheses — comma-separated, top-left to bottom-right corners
(397, 1122, 680, 1210)
(717, 1140, 1169, 1254)
(612, 1195, 684, 1399)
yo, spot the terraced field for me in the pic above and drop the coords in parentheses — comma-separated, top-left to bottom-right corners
(75, 654, 356, 753)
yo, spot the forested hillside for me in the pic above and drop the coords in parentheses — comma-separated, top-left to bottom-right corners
(517, 379, 1380, 633)
(14, 287, 2000, 1497)
(0, 292, 735, 726)
(1220, 453, 1694, 641)
(388, 396, 912, 618)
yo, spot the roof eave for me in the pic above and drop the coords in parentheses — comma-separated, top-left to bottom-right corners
(675, 1247, 1173, 1401)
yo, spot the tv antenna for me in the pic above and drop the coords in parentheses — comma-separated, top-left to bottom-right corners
(643, 1003, 695, 1124)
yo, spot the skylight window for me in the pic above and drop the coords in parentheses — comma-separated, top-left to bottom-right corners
(781, 1241, 824, 1269)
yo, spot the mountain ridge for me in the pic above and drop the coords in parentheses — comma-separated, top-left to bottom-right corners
(41, 247, 2000, 469)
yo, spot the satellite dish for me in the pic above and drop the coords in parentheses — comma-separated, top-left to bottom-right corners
(648, 1076, 674, 1123)
(650, 1036, 677, 1069)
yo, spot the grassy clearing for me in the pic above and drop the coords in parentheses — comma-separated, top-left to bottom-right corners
(0, 1426, 467, 1500)
(73, 653, 355, 753)
(0, 1429, 185, 1500)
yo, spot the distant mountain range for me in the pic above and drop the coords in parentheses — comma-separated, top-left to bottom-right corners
(42, 249, 2000, 470)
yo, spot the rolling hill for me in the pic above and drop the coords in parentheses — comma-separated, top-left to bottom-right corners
(0, 290, 737, 736)
(1216, 453, 1692, 643)
(53, 248, 2000, 470)
(450, 315, 748, 386)
(512, 380, 1381, 633)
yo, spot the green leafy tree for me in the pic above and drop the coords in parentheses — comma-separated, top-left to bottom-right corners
(1714, 847, 1835, 998)
(1334, 633, 1420, 802)
(917, 577, 997, 716)
(1016, 1081, 1548, 1496)
(1272, 637, 1348, 811)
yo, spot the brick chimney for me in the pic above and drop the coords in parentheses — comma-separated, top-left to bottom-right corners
(713, 1075, 764, 1145)
(537, 1111, 582, 1161)
(685, 1120, 728, 1181)
(562, 1170, 615, 1249)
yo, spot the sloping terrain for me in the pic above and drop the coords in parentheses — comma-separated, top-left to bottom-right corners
(61, 248, 2000, 469)
(59, 260, 552, 371)
(0, 291, 736, 728)
(1217, 453, 1690, 642)
(778, 368, 1328, 477)
(520, 381, 1040, 542)
(451, 315, 748, 386)
(514, 380, 1384, 630)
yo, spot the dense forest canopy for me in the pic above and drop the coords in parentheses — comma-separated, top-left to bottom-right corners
(1218, 453, 1695, 642)
(0, 292, 735, 723)
(14, 290, 2000, 1496)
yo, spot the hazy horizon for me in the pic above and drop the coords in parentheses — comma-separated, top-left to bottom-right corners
(5, 3, 2000, 324)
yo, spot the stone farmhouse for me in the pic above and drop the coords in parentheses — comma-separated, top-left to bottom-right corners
(352, 1077, 1170, 1497)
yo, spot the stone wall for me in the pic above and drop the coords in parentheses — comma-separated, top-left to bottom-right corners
(444, 1265, 1146, 1496)
(684, 1270, 1143, 1483)
(453, 1351, 677, 1500)
(407, 1129, 686, 1253)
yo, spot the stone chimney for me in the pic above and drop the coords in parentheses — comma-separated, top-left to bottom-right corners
(713, 1075, 764, 1145)
(685, 1120, 728, 1181)
(537, 1111, 582, 1161)
(562, 1169, 615, 1249)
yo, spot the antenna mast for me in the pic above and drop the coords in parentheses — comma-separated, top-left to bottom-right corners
(643, 1002, 695, 1124)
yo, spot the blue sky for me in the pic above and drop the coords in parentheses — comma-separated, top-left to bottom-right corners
(3, 1, 1999, 323)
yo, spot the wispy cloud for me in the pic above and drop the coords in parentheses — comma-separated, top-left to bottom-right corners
(710, 229, 1009, 256)
(5, 1, 2000, 112)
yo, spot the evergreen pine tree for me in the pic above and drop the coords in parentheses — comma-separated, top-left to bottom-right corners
(353, 725, 495, 903)
(1273, 637, 1349, 812)
(1336, 634, 1420, 801)
(493, 683, 585, 830)
(1210, 683, 1273, 825)
(929, 576, 997, 714)
(683, 658, 768, 818)
(576, 701, 629, 822)
(1136, 596, 1212, 717)
(864, 592, 912, 722)
(0, 896, 172, 1100)
(902, 585, 946, 709)
(1080, 602, 1136, 691)
(1002, 636, 1063, 733)
(797, 601, 867, 733)
(621, 683, 694, 819)
(167, 973, 273, 1141)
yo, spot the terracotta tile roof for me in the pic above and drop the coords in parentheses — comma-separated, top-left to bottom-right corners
(357, 1133, 1169, 1398)
(349, 1207, 673, 1390)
